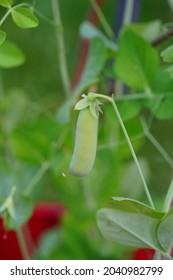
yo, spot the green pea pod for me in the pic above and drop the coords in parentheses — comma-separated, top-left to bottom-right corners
(69, 108, 98, 176)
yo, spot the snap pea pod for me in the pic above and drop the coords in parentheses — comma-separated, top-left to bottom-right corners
(69, 107, 98, 176)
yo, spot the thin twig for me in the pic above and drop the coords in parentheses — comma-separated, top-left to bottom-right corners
(89, 0, 115, 39)
(16, 228, 30, 260)
(24, 162, 50, 196)
(51, 0, 70, 98)
(141, 118, 173, 169)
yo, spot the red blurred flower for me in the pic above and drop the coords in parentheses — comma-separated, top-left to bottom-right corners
(132, 248, 155, 260)
(0, 202, 64, 260)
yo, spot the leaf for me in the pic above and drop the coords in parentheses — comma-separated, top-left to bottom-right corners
(12, 116, 61, 163)
(80, 21, 117, 53)
(144, 70, 173, 119)
(157, 207, 173, 252)
(115, 28, 159, 91)
(166, 64, 173, 79)
(11, 7, 39, 29)
(168, 0, 173, 11)
(120, 158, 150, 200)
(1, 90, 27, 134)
(117, 100, 141, 121)
(0, 40, 25, 68)
(161, 44, 173, 63)
(97, 197, 165, 251)
(127, 20, 161, 42)
(0, 30, 6, 45)
(151, 96, 173, 119)
(0, 0, 13, 8)
(56, 37, 108, 123)
(0, 161, 35, 229)
(76, 37, 108, 93)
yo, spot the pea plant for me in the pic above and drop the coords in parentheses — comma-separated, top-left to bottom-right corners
(66, 3, 173, 260)
(0, 0, 173, 260)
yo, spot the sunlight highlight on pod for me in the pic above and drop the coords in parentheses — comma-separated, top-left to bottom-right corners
(69, 108, 99, 176)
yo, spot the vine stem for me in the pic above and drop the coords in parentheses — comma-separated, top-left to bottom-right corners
(16, 228, 30, 260)
(89, 0, 115, 39)
(111, 99, 154, 208)
(122, 0, 134, 25)
(89, 93, 155, 208)
(24, 161, 50, 196)
(141, 118, 173, 169)
(51, 0, 70, 98)
(163, 178, 173, 212)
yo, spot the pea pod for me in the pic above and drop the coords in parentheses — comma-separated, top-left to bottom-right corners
(69, 107, 98, 176)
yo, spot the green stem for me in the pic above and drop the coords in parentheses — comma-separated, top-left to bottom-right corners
(0, 8, 11, 27)
(89, 93, 154, 208)
(16, 228, 30, 260)
(141, 118, 173, 169)
(122, 0, 134, 25)
(115, 0, 134, 96)
(163, 178, 173, 212)
(111, 99, 154, 208)
(24, 161, 50, 196)
(89, 0, 115, 39)
(97, 132, 144, 151)
(51, 0, 70, 98)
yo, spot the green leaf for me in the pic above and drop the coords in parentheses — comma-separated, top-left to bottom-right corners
(161, 44, 173, 63)
(127, 20, 161, 42)
(0, 40, 25, 68)
(115, 28, 159, 91)
(56, 37, 108, 123)
(11, 7, 39, 29)
(12, 116, 61, 163)
(117, 100, 141, 121)
(97, 198, 165, 251)
(144, 70, 173, 119)
(0, 30, 6, 45)
(0, 161, 35, 229)
(0, 0, 13, 8)
(1, 90, 27, 134)
(151, 96, 173, 119)
(76, 37, 108, 93)
(80, 21, 117, 53)
(120, 158, 150, 200)
(157, 207, 173, 252)
(166, 64, 173, 79)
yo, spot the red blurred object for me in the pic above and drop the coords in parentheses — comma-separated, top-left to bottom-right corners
(132, 248, 155, 260)
(0, 202, 64, 260)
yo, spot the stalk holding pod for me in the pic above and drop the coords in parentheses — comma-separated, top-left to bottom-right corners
(69, 93, 102, 176)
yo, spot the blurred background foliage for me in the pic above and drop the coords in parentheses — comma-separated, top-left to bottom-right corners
(0, 0, 173, 259)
